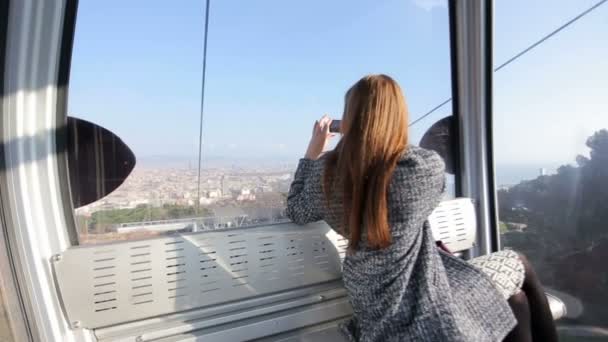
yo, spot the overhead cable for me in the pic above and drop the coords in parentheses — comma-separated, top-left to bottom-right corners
(409, 0, 607, 127)
(196, 0, 211, 214)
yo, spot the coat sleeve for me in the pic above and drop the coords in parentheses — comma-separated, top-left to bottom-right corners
(285, 158, 325, 225)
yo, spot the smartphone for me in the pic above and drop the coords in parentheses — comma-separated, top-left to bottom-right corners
(330, 120, 341, 133)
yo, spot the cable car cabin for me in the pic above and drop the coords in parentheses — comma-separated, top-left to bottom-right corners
(0, 0, 605, 341)
(50, 198, 565, 341)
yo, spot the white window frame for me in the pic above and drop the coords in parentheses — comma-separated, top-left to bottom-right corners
(0, 0, 92, 341)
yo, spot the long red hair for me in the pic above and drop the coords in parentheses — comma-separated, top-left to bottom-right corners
(323, 75, 408, 250)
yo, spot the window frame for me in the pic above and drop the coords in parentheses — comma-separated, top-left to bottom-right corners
(0, 1, 37, 341)
(0, 0, 92, 341)
(449, 0, 500, 257)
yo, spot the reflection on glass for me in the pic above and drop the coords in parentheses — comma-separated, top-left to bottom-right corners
(0, 283, 15, 342)
(495, 0, 607, 339)
(420, 116, 456, 199)
(69, 0, 454, 244)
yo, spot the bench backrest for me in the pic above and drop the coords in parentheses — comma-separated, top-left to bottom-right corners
(52, 198, 476, 329)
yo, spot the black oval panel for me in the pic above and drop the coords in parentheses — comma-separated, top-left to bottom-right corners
(67, 116, 136, 208)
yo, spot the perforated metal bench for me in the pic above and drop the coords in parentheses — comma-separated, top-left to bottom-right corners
(52, 198, 564, 341)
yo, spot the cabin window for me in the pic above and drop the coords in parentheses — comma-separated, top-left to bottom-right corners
(494, 0, 608, 339)
(0, 228, 28, 342)
(68, 0, 455, 245)
(0, 269, 17, 341)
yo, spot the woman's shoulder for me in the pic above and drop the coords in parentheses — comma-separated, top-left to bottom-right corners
(397, 145, 445, 174)
(398, 145, 444, 164)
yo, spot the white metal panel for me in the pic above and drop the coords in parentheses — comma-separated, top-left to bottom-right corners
(53, 199, 477, 331)
(428, 198, 477, 252)
(94, 282, 343, 340)
(547, 292, 567, 320)
(155, 298, 352, 342)
(96, 286, 349, 342)
(53, 222, 346, 329)
(255, 319, 349, 342)
(328, 198, 477, 255)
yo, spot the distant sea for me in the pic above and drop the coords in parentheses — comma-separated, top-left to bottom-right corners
(495, 162, 565, 186)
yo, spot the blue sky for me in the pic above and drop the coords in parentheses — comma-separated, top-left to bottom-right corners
(494, 0, 608, 166)
(69, 0, 607, 171)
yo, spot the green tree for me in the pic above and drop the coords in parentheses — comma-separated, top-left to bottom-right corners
(88, 204, 212, 233)
(498, 129, 608, 325)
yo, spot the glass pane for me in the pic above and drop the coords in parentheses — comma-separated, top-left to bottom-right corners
(69, 0, 455, 245)
(494, 0, 608, 339)
(0, 236, 21, 342)
(0, 283, 15, 342)
(69, 1, 207, 244)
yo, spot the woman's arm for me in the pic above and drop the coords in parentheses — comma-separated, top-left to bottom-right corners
(285, 158, 325, 225)
(286, 115, 335, 225)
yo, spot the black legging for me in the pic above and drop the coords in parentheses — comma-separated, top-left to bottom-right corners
(503, 253, 559, 342)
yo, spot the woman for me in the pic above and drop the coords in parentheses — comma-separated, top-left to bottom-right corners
(286, 75, 558, 342)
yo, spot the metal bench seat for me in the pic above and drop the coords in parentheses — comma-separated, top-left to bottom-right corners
(52, 198, 564, 341)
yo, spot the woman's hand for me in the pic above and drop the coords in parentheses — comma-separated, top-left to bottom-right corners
(304, 115, 335, 160)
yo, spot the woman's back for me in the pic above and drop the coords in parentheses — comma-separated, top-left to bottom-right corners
(286, 145, 516, 341)
(337, 146, 447, 339)
(286, 74, 558, 341)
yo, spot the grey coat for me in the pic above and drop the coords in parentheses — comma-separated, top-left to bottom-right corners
(286, 146, 516, 341)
